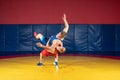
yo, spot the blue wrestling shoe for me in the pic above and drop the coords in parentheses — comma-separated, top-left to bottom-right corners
(37, 62, 43, 66)
(54, 62, 58, 66)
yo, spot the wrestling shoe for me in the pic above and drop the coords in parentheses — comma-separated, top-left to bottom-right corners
(53, 62, 58, 66)
(37, 62, 43, 66)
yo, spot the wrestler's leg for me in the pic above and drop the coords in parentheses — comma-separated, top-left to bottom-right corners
(54, 53, 58, 66)
(37, 52, 43, 66)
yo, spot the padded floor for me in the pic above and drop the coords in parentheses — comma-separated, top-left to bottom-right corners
(0, 56, 120, 80)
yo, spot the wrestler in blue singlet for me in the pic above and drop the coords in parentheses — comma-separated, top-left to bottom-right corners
(49, 34, 63, 45)
(39, 34, 63, 46)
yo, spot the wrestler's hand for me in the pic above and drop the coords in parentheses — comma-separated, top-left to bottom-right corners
(36, 42, 43, 47)
(62, 14, 66, 21)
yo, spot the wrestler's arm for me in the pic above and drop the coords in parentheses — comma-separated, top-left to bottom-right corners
(36, 42, 51, 50)
(62, 14, 69, 34)
(57, 14, 69, 40)
(36, 40, 58, 53)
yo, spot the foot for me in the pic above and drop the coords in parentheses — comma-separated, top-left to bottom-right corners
(37, 62, 43, 66)
(53, 62, 58, 66)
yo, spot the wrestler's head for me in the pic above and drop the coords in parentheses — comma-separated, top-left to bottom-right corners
(57, 31, 67, 39)
(56, 46, 66, 53)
